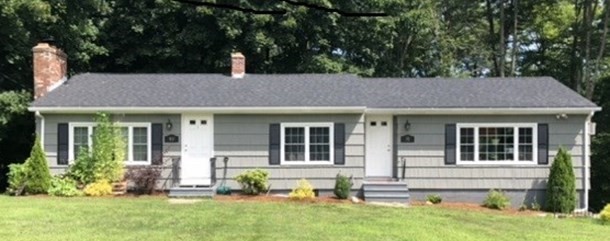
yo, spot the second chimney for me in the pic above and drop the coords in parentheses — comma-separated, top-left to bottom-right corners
(32, 39, 67, 99)
(231, 52, 245, 78)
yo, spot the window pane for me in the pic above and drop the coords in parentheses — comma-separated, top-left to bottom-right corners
(284, 127, 305, 161)
(132, 127, 148, 161)
(73, 127, 89, 157)
(478, 127, 514, 161)
(518, 127, 534, 161)
(310, 127, 330, 161)
(459, 128, 475, 161)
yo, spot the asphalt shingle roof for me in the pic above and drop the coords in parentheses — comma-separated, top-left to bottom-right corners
(30, 73, 598, 109)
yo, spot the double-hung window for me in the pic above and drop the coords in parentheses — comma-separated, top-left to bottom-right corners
(280, 123, 334, 164)
(456, 123, 537, 164)
(69, 123, 152, 165)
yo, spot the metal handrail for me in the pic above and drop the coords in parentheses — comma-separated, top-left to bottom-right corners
(210, 157, 217, 186)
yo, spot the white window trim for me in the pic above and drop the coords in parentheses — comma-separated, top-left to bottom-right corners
(456, 123, 538, 165)
(68, 122, 152, 166)
(280, 122, 334, 165)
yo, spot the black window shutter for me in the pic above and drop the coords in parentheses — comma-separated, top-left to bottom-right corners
(151, 123, 163, 165)
(57, 123, 69, 165)
(445, 124, 456, 165)
(537, 123, 549, 165)
(269, 123, 280, 165)
(334, 123, 345, 165)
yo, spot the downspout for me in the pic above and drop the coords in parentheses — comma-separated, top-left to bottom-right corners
(35, 111, 44, 148)
(576, 111, 594, 212)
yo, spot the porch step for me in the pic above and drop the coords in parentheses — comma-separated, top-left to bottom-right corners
(168, 185, 216, 198)
(363, 181, 409, 203)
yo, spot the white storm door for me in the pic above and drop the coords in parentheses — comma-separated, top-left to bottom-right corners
(365, 115, 393, 177)
(180, 114, 213, 186)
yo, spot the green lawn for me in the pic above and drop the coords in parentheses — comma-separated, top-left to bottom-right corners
(0, 196, 606, 241)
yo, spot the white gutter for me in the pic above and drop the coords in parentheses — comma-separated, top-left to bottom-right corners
(27, 106, 368, 114)
(365, 107, 601, 115)
(35, 111, 44, 148)
(576, 110, 595, 212)
(28, 106, 601, 115)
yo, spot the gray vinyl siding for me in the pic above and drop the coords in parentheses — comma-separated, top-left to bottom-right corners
(396, 115, 588, 192)
(37, 114, 181, 189)
(214, 114, 365, 190)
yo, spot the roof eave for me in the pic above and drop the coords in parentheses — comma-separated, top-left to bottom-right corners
(27, 106, 367, 114)
(29, 106, 601, 115)
(365, 107, 602, 115)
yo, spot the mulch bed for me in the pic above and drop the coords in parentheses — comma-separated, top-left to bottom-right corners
(411, 201, 546, 216)
(214, 194, 354, 204)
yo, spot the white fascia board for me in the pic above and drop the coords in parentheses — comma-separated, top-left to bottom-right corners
(28, 106, 367, 114)
(365, 107, 601, 115)
(28, 106, 601, 115)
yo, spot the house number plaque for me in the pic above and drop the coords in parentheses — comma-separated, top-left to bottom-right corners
(164, 134, 179, 143)
(400, 134, 415, 143)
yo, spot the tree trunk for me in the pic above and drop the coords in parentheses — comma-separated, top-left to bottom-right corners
(582, 0, 593, 97)
(510, 0, 519, 76)
(589, 0, 610, 100)
(499, 0, 506, 77)
(486, 0, 500, 76)
(570, 0, 583, 91)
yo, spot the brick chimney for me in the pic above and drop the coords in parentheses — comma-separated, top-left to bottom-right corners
(231, 52, 245, 78)
(32, 39, 67, 99)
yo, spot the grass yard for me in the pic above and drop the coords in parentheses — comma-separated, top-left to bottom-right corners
(0, 196, 606, 241)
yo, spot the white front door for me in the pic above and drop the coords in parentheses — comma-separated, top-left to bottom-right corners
(181, 114, 213, 186)
(365, 115, 393, 177)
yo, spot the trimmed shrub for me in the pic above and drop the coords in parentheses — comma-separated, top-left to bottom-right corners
(289, 179, 315, 200)
(545, 147, 577, 213)
(6, 163, 27, 195)
(48, 175, 82, 197)
(601, 204, 610, 224)
(84, 179, 113, 196)
(23, 136, 52, 194)
(483, 189, 511, 210)
(333, 173, 352, 199)
(235, 169, 269, 195)
(125, 166, 161, 195)
(426, 194, 442, 204)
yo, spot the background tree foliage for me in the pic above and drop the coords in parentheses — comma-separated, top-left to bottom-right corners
(0, 0, 609, 210)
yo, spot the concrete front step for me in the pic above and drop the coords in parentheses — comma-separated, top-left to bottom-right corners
(363, 180, 410, 203)
(168, 186, 216, 198)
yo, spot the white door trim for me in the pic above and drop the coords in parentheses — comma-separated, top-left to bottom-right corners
(180, 113, 214, 186)
(365, 115, 393, 177)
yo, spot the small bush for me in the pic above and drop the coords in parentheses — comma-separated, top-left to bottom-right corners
(333, 173, 352, 199)
(289, 179, 315, 200)
(6, 163, 27, 195)
(23, 136, 52, 194)
(235, 169, 269, 195)
(83, 179, 113, 196)
(545, 147, 577, 213)
(125, 166, 161, 195)
(483, 189, 511, 210)
(601, 204, 610, 224)
(68, 147, 95, 185)
(531, 197, 542, 211)
(426, 194, 442, 204)
(48, 175, 82, 197)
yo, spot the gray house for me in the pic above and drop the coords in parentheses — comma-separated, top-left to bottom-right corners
(29, 41, 600, 208)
